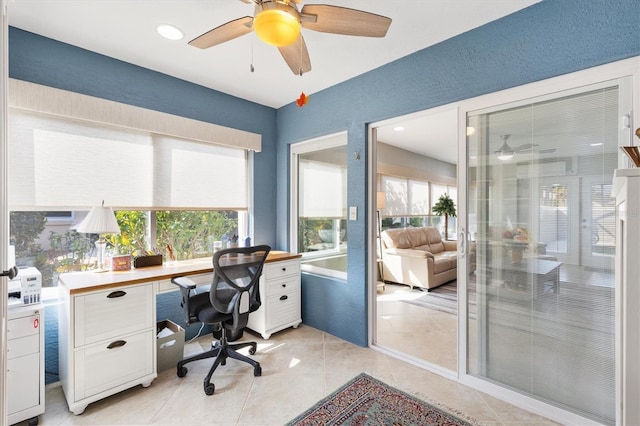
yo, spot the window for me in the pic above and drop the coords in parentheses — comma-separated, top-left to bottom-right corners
(291, 133, 348, 278)
(8, 91, 253, 288)
(379, 175, 457, 239)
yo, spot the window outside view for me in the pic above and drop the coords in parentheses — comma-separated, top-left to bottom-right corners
(10, 210, 241, 287)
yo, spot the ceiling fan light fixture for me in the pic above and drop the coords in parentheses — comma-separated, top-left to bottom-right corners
(254, 7, 300, 47)
(496, 150, 514, 161)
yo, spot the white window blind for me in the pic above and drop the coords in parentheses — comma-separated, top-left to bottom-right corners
(381, 175, 408, 216)
(8, 109, 248, 210)
(409, 180, 429, 215)
(381, 175, 432, 216)
(152, 135, 247, 209)
(299, 159, 346, 218)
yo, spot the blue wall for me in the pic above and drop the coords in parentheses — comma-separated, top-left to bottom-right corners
(8, 0, 640, 376)
(275, 0, 640, 346)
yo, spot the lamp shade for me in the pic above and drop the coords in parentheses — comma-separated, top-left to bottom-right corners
(75, 203, 120, 235)
(376, 191, 386, 210)
(254, 4, 300, 47)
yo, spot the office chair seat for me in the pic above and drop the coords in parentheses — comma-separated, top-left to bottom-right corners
(172, 245, 270, 395)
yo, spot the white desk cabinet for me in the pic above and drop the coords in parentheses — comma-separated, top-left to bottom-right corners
(247, 258, 302, 339)
(58, 281, 156, 415)
(8, 304, 44, 426)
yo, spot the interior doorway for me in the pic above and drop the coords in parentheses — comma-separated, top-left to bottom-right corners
(370, 106, 459, 373)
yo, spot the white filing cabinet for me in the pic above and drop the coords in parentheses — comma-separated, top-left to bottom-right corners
(58, 281, 156, 415)
(7, 303, 44, 426)
(247, 258, 301, 339)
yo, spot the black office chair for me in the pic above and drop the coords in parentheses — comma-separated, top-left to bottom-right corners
(171, 244, 271, 395)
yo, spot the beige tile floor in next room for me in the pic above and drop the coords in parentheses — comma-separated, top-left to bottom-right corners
(26, 325, 557, 426)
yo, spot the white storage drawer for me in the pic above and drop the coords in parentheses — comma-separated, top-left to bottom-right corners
(7, 313, 39, 339)
(74, 330, 154, 400)
(7, 334, 39, 360)
(265, 276, 299, 298)
(74, 283, 154, 347)
(8, 352, 40, 414)
(265, 291, 300, 329)
(264, 260, 300, 281)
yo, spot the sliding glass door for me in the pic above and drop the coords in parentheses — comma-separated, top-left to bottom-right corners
(465, 79, 626, 424)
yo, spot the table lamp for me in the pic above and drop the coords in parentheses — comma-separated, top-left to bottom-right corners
(75, 201, 121, 272)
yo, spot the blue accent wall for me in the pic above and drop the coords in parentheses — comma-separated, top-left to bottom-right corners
(8, 0, 640, 375)
(275, 0, 640, 346)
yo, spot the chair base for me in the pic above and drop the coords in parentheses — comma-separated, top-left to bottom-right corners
(176, 329, 261, 395)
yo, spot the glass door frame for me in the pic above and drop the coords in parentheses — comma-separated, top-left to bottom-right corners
(456, 57, 638, 426)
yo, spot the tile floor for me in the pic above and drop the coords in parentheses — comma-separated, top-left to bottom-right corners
(376, 283, 458, 370)
(23, 324, 558, 426)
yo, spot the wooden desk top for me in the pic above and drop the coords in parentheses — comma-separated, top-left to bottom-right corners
(58, 251, 301, 295)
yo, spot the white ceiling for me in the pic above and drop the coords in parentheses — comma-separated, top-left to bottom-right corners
(7, 0, 540, 163)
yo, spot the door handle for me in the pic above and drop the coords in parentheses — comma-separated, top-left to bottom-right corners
(1, 266, 18, 279)
(459, 228, 466, 256)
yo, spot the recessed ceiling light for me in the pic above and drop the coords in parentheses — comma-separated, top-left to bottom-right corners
(590, 142, 603, 147)
(393, 126, 405, 132)
(157, 24, 184, 41)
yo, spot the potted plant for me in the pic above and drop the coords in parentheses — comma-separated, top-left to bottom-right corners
(432, 194, 457, 240)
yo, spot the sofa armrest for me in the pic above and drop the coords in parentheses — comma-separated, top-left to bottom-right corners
(384, 248, 434, 259)
(443, 240, 457, 252)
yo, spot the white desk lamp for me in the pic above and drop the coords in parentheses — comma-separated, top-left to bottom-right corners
(75, 201, 121, 272)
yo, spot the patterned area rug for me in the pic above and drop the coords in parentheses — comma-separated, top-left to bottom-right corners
(287, 373, 476, 425)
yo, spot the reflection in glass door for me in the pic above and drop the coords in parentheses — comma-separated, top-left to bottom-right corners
(466, 81, 623, 424)
(537, 177, 579, 264)
(582, 178, 616, 271)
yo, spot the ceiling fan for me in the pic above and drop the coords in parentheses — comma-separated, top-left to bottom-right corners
(495, 134, 556, 160)
(189, 0, 392, 75)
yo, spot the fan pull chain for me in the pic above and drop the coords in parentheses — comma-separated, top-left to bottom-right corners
(250, 32, 255, 73)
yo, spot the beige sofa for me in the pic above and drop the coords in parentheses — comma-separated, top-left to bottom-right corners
(380, 227, 457, 290)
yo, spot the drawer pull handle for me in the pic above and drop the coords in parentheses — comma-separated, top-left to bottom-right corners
(107, 340, 127, 349)
(282, 267, 286, 272)
(107, 290, 127, 299)
(280, 295, 288, 301)
(281, 284, 286, 288)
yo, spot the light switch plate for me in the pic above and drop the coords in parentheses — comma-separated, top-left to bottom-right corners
(349, 206, 357, 220)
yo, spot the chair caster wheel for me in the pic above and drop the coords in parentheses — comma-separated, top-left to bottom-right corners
(254, 365, 262, 376)
(177, 366, 188, 378)
(204, 383, 215, 395)
(249, 347, 256, 355)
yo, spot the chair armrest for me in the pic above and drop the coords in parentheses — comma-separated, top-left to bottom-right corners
(172, 276, 197, 290)
(384, 248, 434, 259)
(172, 276, 198, 325)
(443, 240, 457, 252)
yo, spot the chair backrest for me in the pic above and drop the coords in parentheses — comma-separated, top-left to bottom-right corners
(210, 244, 271, 330)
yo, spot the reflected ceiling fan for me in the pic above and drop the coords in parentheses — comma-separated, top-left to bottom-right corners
(189, 0, 392, 75)
(495, 134, 556, 160)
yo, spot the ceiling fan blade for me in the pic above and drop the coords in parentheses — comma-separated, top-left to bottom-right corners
(300, 5, 391, 37)
(278, 34, 312, 75)
(188, 16, 253, 49)
(514, 143, 539, 152)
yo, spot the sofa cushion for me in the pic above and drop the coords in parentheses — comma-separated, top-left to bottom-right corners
(381, 228, 413, 249)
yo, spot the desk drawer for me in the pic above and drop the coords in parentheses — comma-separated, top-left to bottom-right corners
(7, 313, 40, 340)
(264, 260, 300, 281)
(74, 329, 154, 401)
(265, 290, 300, 329)
(265, 276, 299, 298)
(7, 334, 39, 360)
(74, 283, 154, 347)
